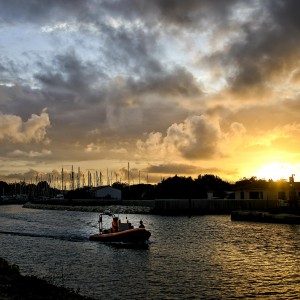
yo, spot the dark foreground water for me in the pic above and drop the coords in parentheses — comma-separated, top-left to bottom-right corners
(0, 205, 300, 299)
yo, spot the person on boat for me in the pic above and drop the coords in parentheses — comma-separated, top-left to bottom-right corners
(139, 220, 145, 228)
(111, 216, 119, 233)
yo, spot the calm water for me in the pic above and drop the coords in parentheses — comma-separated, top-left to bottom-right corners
(0, 205, 300, 299)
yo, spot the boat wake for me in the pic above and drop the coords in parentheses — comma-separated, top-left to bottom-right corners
(107, 240, 151, 249)
(0, 230, 88, 242)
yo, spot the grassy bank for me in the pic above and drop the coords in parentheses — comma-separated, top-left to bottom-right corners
(0, 257, 94, 300)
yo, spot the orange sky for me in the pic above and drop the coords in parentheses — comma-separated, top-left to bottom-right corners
(1, 1, 300, 184)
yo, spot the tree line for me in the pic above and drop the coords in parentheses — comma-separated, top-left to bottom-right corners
(0, 175, 282, 201)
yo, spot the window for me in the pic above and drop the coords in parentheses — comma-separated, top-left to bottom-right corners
(249, 191, 262, 199)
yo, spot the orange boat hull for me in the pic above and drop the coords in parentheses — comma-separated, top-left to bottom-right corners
(89, 228, 151, 244)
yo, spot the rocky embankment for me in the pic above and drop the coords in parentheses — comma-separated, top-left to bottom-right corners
(0, 257, 93, 300)
(23, 202, 152, 214)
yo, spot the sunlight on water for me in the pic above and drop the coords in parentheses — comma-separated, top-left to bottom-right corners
(0, 205, 300, 299)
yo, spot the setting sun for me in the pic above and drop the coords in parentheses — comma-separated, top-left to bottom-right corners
(255, 162, 297, 181)
(2, 1, 300, 186)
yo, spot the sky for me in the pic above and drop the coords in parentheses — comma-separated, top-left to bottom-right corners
(1, 0, 300, 186)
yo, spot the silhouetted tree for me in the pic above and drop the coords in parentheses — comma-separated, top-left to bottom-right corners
(154, 175, 195, 199)
(0, 174, 235, 201)
(36, 181, 50, 197)
(0, 181, 9, 195)
(66, 187, 91, 199)
(234, 177, 268, 189)
(196, 174, 231, 198)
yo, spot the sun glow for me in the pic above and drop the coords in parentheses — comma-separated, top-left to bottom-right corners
(255, 162, 297, 181)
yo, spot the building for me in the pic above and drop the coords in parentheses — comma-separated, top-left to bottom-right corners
(94, 186, 122, 200)
(233, 178, 300, 206)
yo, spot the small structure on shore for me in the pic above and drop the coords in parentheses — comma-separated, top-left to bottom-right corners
(233, 176, 300, 208)
(231, 175, 300, 224)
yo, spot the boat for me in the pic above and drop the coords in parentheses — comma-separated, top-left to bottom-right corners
(89, 213, 151, 245)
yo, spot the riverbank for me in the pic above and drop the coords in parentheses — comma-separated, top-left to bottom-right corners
(3, 198, 286, 215)
(23, 198, 279, 215)
(0, 257, 94, 300)
(23, 202, 152, 214)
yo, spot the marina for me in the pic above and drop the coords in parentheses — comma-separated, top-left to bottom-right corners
(2, 1, 300, 298)
(1, 205, 300, 299)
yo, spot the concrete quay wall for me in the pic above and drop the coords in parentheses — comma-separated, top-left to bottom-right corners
(20, 198, 279, 215)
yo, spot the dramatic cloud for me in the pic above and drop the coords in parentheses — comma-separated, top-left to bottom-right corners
(0, 109, 50, 143)
(9, 149, 52, 157)
(1, 0, 300, 182)
(137, 115, 247, 160)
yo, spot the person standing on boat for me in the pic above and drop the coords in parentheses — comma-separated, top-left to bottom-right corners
(139, 220, 145, 228)
(111, 216, 119, 233)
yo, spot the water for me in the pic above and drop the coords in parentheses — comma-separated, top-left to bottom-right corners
(0, 205, 300, 299)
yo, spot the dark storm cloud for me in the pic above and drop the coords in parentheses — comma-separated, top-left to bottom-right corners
(101, 25, 161, 77)
(0, 85, 46, 118)
(208, 0, 300, 96)
(32, 51, 200, 139)
(145, 163, 220, 175)
(102, 0, 239, 28)
(2, 0, 300, 181)
(1, 0, 296, 115)
(101, 0, 300, 100)
(1, 0, 224, 99)
(158, 69, 202, 98)
(2, 0, 298, 98)
(0, 57, 29, 87)
(35, 51, 107, 95)
(270, 0, 300, 29)
(129, 67, 202, 97)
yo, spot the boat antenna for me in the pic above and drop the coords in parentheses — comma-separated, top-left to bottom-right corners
(98, 213, 103, 234)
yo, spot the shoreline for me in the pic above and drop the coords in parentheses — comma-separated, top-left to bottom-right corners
(0, 203, 152, 299)
(0, 257, 94, 300)
(23, 202, 153, 214)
